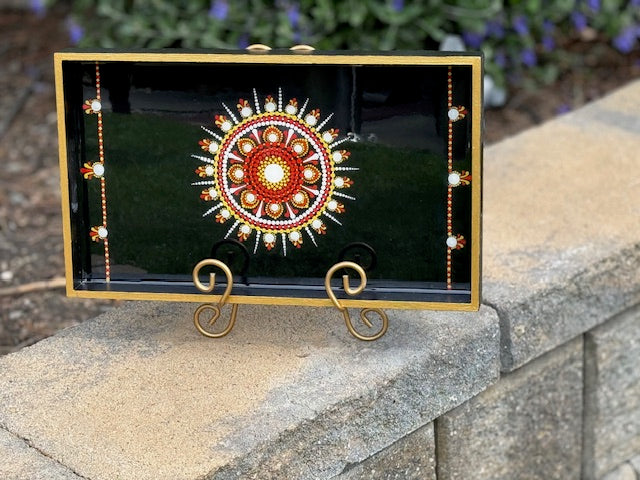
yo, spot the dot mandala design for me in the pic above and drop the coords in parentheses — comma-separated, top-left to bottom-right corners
(191, 88, 356, 254)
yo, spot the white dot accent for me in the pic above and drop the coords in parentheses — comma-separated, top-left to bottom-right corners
(205, 166, 214, 176)
(264, 233, 275, 243)
(305, 115, 317, 126)
(234, 169, 244, 180)
(304, 168, 314, 180)
(448, 108, 459, 121)
(92, 163, 105, 176)
(242, 143, 253, 153)
(97, 227, 108, 238)
(265, 102, 276, 112)
(91, 100, 101, 112)
(264, 164, 285, 183)
(221, 209, 230, 219)
(312, 219, 322, 229)
(246, 193, 255, 203)
(208, 188, 218, 199)
(332, 151, 342, 163)
(240, 225, 251, 234)
(448, 172, 461, 185)
(289, 231, 300, 242)
(221, 121, 232, 132)
(446, 236, 458, 248)
(334, 177, 344, 188)
(285, 105, 297, 115)
(269, 203, 280, 213)
(241, 107, 252, 117)
(322, 132, 333, 143)
(327, 200, 338, 211)
(294, 193, 304, 203)
(293, 144, 303, 154)
(267, 133, 278, 143)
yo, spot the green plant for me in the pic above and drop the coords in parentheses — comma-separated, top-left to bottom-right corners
(41, 0, 640, 88)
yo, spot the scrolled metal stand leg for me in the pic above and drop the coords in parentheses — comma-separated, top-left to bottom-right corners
(324, 261, 389, 341)
(192, 258, 239, 338)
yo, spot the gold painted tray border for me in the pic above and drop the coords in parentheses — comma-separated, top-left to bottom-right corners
(55, 51, 482, 311)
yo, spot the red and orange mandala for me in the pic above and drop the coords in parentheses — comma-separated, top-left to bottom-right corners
(192, 88, 356, 254)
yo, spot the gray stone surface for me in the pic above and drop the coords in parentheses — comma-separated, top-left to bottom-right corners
(333, 423, 435, 480)
(630, 455, 640, 476)
(483, 79, 640, 371)
(583, 305, 640, 480)
(0, 427, 83, 480)
(0, 301, 499, 480)
(600, 463, 638, 480)
(436, 336, 583, 480)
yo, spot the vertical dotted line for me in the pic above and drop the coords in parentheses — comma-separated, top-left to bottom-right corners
(95, 62, 110, 282)
(446, 67, 453, 290)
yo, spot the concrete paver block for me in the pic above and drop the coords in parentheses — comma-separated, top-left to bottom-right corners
(483, 80, 640, 371)
(436, 337, 583, 480)
(333, 422, 435, 480)
(0, 302, 499, 479)
(0, 427, 83, 480)
(584, 306, 640, 480)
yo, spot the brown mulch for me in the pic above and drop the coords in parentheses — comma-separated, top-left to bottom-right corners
(1, 6, 639, 355)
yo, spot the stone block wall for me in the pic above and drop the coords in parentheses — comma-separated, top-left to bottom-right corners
(1, 80, 640, 479)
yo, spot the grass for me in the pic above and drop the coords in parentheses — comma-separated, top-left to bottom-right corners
(85, 111, 454, 284)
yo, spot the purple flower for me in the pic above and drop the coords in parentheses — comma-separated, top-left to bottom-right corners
(67, 19, 84, 44)
(571, 11, 587, 31)
(542, 35, 555, 52)
(209, 0, 229, 20)
(30, 0, 46, 17)
(485, 20, 505, 39)
(287, 3, 300, 27)
(237, 33, 249, 49)
(462, 30, 484, 49)
(542, 19, 554, 33)
(392, 0, 404, 11)
(521, 48, 537, 67)
(512, 15, 529, 36)
(556, 103, 571, 115)
(493, 50, 507, 68)
(613, 26, 637, 53)
(632, 0, 640, 6)
(587, 0, 600, 11)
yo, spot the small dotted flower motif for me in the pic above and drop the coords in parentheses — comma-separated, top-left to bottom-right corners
(80, 161, 105, 180)
(214, 114, 232, 132)
(236, 99, 252, 118)
(199, 138, 219, 154)
(264, 95, 277, 112)
(326, 199, 345, 213)
(263, 233, 276, 250)
(215, 209, 231, 223)
(448, 106, 468, 122)
(321, 128, 340, 144)
(304, 109, 320, 126)
(195, 165, 215, 178)
(332, 150, 350, 164)
(288, 231, 303, 248)
(448, 171, 471, 187)
(446, 234, 466, 250)
(200, 188, 218, 201)
(90, 225, 108, 242)
(311, 219, 326, 235)
(334, 177, 353, 188)
(237, 224, 252, 241)
(285, 99, 298, 115)
(82, 99, 101, 115)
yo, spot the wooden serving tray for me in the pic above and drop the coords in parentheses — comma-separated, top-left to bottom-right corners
(55, 50, 482, 316)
